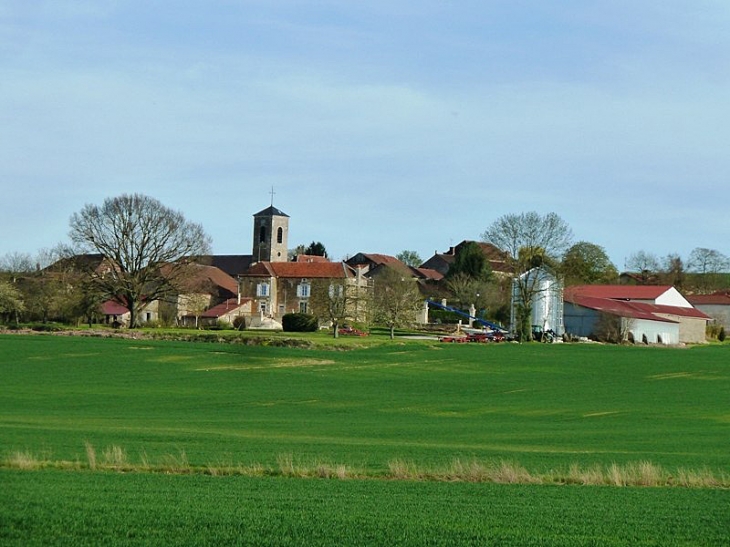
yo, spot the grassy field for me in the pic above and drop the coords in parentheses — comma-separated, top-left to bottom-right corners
(3, 470, 729, 546)
(1, 333, 729, 544)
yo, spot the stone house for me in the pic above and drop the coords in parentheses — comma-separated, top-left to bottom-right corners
(171, 264, 240, 327)
(238, 260, 369, 328)
(198, 297, 253, 327)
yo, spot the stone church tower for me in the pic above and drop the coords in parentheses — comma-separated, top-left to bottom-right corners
(252, 206, 289, 262)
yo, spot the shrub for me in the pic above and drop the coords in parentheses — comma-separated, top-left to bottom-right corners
(706, 323, 722, 339)
(208, 320, 233, 331)
(719, 327, 726, 342)
(29, 322, 64, 332)
(282, 313, 317, 332)
(141, 319, 167, 329)
(428, 309, 461, 325)
(232, 316, 246, 331)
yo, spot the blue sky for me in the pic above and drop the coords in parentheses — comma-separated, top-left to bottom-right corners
(2, 1, 729, 269)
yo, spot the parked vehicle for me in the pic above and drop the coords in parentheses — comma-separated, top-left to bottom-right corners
(338, 325, 369, 336)
(439, 329, 505, 343)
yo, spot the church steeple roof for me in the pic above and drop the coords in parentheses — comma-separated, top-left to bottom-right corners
(253, 205, 289, 218)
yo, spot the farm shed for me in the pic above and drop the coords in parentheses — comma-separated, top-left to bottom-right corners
(100, 300, 159, 327)
(564, 286, 710, 344)
(686, 292, 730, 331)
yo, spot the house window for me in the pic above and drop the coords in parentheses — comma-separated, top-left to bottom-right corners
(257, 282, 270, 297)
(278, 304, 286, 315)
(329, 284, 344, 298)
(297, 282, 311, 298)
(299, 301, 308, 313)
(259, 302, 267, 314)
(277, 227, 283, 244)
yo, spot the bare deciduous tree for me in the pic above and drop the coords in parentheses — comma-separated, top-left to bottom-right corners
(0, 252, 35, 278)
(660, 253, 685, 289)
(481, 211, 572, 341)
(372, 265, 423, 339)
(625, 251, 660, 284)
(309, 272, 372, 338)
(688, 248, 729, 293)
(69, 194, 211, 328)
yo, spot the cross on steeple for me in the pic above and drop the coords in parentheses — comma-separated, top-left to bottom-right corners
(269, 186, 276, 206)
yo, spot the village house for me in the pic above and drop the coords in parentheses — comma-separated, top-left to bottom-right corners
(238, 260, 368, 328)
(197, 297, 253, 328)
(421, 241, 512, 277)
(100, 263, 239, 327)
(171, 263, 240, 327)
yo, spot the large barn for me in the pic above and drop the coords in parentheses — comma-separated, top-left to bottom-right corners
(564, 285, 710, 344)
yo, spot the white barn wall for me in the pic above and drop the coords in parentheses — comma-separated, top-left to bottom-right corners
(627, 318, 678, 345)
(654, 288, 692, 308)
(564, 303, 679, 344)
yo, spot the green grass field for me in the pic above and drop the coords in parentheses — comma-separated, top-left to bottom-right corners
(1, 333, 729, 545)
(3, 470, 729, 546)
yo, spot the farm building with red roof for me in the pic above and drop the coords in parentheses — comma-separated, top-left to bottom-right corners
(564, 285, 710, 344)
(686, 291, 730, 330)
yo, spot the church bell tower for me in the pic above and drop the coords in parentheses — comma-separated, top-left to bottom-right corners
(252, 205, 289, 263)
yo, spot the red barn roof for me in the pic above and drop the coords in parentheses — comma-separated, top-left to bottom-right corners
(686, 292, 730, 306)
(566, 293, 710, 322)
(564, 285, 675, 301)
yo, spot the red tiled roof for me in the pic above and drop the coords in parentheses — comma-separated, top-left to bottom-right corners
(293, 254, 330, 263)
(196, 265, 238, 294)
(411, 267, 444, 281)
(200, 298, 251, 318)
(243, 261, 354, 279)
(101, 300, 129, 315)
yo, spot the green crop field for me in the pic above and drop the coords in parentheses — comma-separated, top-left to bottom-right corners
(3, 470, 729, 546)
(1, 333, 729, 545)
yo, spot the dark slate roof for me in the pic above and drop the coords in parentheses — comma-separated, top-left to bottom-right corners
(253, 206, 289, 218)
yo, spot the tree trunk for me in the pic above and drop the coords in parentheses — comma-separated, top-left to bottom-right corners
(128, 298, 138, 329)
